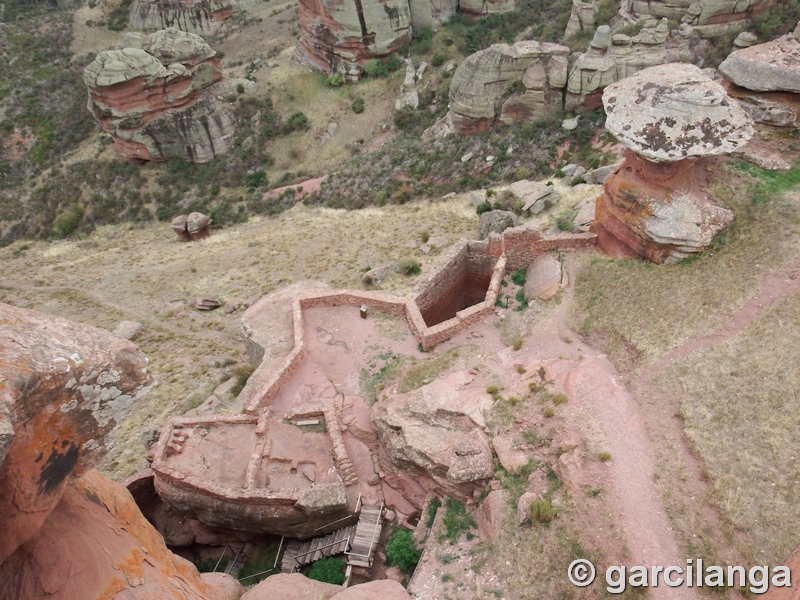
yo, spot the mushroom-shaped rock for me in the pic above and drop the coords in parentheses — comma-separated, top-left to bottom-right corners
(603, 63, 753, 162)
(594, 63, 753, 264)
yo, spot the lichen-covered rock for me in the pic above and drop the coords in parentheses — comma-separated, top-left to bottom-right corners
(602, 63, 753, 162)
(565, 20, 670, 111)
(293, 0, 412, 81)
(84, 28, 235, 164)
(129, 0, 262, 34)
(372, 377, 494, 498)
(0, 302, 151, 566)
(444, 41, 569, 135)
(719, 25, 800, 93)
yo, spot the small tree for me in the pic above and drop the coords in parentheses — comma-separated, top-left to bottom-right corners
(306, 557, 346, 585)
(386, 529, 420, 573)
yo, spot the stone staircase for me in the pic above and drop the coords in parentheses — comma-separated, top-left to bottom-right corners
(280, 525, 356, 573)
(345, 504, 383, 568)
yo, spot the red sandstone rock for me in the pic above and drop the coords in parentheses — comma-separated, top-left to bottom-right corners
(593, 150, 734, 263)
(84, 29, 235, 164)
(294, 0, 412, 81)
(0, 302, 151, 566)
(475, 489, 506, 543)
(172, 212, 212, 240)
(329, 579, 412, 599)
(0, 470, 240, 600)
(240, 573, 342, 599)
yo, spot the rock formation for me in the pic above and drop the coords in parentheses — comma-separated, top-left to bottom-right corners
(477, 210, 520, 239)
(719, 23, 800, 128)
(407, 0, 458, 28)
(372, 376, 494, 499)
(172, 211, 212, 240)
(293, 0, 413, 81)
(628, 0, 776, 32)
(84, 28, 235, 163)
(442, 41, 569, 135)
(565, 20, 669, 111)
(564, 0, 597, 39)
(0, 303, 241, 600)
(129, 0, 261, 34)
(240, 573, 413, 599)
(594, 63, 753, 263)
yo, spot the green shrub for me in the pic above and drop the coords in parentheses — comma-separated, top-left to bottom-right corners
(326, 74, 345, 87)
(386, 529, 421, 573)
(512, 336, 524, 350)
(431, 52, 447, 67)
(555, 210, 575, 232)
(476, 200, 492, 215)
(363, 55, 403, 78)
(529, 499, 557, 523)
(426, 496, 442, 528)
(236, 83, 245, 94)
(399, 258, 422, 276)
(511, 269, 526, 286)
(281, 112, 310, 134)
(351, 98, 365, 114)
(230, 364, 255, 397)
(306, 557, 346, 585)
(441, 498, 477, 542)
(53, 203, 83, 237)
(552, 392, 567, 406)
(514, 288, 528, 310)
(503, 80, 526, 98)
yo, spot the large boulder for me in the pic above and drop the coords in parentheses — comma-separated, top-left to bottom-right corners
(0, 304, 239, 600)
(719, 24, 800, 128)
(84, 29, 235, 163)
(330, 579, 413, 599)
(293, 0, 412, 81)
(631, 0, 776, 28)
(372, 377, 494, 499)
(478, 210, 521, 240)
(720, 24, 800, 93)
(129, 0, 262, 34)
(594, 63, 752, 263)
(0, 303, 151, 565)
(603, 62, 753, 162)
(240, 573, 341, 599)
(443, 41, 569, 135)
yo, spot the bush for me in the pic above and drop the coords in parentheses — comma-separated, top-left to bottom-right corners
(236, 83, 245, 94)
(363, 55, 403, 78)
(511, 269, 526, 286)
(552, 393, 567, 406)
(351, 98, 365, 114)
(306, 557, 346, 585)
(326, 74, 345, 87)
(53, 203, 83, 237)
(476, 200, 492, 215)
(411, 25, 434, 54)
(441, 498, 477, 541)
(555, 210, 575, 232)
(230, 364, 255, 397)
(431, 52, 447, 67)
(281, 112, 310, 134)
(529, 499, 557, 523)
(399, 258, 422, 276)
(386, 529, 421, 573)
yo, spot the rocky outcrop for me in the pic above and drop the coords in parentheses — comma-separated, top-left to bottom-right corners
(564, 0, 597, 39)
(293, 0, 412, 81)
(372, 376, 494, 499)
(444, 41, 569, 135)
(129, 0, 261, 34)
(0, 304, 241, 600)
(407, 0, 458, 28)
(719, 24, 800, 128)
(459, 0, 514, 16)
(565, 20, 669, 111)
(84, 28, 235, 163)
(594, 63, 752, 263)
(0, 302, 151, 566)
(629, 0, 776, 29)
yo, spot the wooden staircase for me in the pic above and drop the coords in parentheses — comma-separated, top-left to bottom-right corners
(345, 504, 383, 568)
(280, 525, 356, 573)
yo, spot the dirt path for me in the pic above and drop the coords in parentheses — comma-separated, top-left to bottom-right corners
(551, 264, 701, 599)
